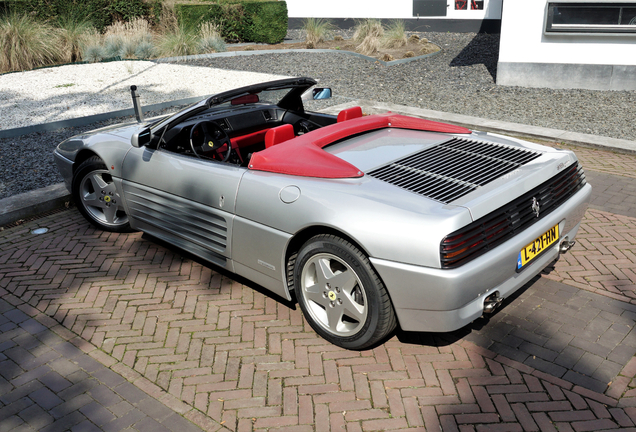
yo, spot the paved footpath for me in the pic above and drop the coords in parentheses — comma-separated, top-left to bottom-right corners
(1, 144, 636, 431)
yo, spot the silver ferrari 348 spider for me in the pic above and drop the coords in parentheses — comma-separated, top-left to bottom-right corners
(54, 77, 591, 349)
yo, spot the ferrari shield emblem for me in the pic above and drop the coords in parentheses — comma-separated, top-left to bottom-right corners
(531, 197, 540, 218)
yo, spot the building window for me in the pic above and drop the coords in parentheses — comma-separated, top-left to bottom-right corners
(546, 2, 636, 33)
(456, 0, 484, 10)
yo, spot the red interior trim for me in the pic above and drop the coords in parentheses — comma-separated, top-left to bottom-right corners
(248, 113, 471, 179)
(230, 129, 268, 148)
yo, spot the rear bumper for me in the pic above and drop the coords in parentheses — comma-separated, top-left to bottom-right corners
(371, 183, 591, 333)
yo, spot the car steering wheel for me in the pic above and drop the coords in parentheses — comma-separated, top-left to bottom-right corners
(189, 120, 233, 162)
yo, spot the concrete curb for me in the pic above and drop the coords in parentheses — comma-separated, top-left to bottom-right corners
(0, 183, 70, 227)
(155, 46, 441, 67)
(2, 100, 635, 227)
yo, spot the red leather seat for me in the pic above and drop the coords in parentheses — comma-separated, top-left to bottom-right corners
(337, 106, 363, 123)
(265, 124, 295, 148)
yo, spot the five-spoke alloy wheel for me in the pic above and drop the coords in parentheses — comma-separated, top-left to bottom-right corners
(294, 235, 396, 350)
(72, 156, 131, 232)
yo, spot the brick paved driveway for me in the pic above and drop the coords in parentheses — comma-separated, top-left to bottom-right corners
(1, 145, 636, 431)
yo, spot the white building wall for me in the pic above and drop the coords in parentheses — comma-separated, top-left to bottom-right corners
(285, 0, 502, 20)
(498, 1, 636, 66)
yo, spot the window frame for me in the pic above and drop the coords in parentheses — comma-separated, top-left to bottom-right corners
(545, 1, 636, 34)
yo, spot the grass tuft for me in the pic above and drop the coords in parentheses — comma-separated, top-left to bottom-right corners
(353, 19, 383, 43)
(82, 43, 105, 63)
(0, 13, 63, 73)
(157, 25, 199, 57)
(197, 22, 226, 53)
(353, 19, 383, 56)
(381, 20, 407, 49)
(135, 41, 156, 59)
(56, 14, 95, 63)
(302, 18, 333, 46)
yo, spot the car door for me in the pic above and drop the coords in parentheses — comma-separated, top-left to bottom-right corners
(119, 146, 245, 269)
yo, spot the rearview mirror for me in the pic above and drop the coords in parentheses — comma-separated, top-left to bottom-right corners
(302, 87, 332, 102)
(131, 127, 152, 148)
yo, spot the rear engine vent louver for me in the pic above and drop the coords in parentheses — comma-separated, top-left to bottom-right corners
(367, 138, 542, 204)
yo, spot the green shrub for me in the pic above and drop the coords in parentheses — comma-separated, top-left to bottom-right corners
(4, 0, 153, 31)
(176, 1, 287, 44)
(242, 1, 287, 44)
(0, 12, 63, 73)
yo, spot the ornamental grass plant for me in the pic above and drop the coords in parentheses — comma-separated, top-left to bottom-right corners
(197, 22, 226, 53)
(0, 13, 63, 73)
(302, 17, 333, 46)
(381, 20, 407, 49)
(353, 18, 383, 56)
(56, 14, 96, 63)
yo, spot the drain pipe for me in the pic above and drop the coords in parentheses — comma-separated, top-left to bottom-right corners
(130, 85, 144, 123)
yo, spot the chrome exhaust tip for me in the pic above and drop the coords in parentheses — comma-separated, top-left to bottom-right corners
(560, 237, 576, 254)
(483, 292, 503, 314)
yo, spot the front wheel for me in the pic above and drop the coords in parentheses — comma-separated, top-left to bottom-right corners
(294, 235, 397, 350)
(72, 156, 132, 232)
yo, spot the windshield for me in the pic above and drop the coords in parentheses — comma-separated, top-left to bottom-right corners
(215, 88, 292, 108)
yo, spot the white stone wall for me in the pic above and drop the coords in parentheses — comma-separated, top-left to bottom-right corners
(285, 0, 502, 20)
(498, 1, 636, 66)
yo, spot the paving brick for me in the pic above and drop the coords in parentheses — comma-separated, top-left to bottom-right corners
(4, 203, 636, 432)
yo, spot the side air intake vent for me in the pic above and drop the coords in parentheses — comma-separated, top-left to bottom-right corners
(367, 138, 542, 204)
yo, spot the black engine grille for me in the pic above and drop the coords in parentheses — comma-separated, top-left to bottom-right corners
(367, 138, 542, 204)
(440, 162, 587, 269)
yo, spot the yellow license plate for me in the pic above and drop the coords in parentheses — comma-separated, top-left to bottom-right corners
(517, 224, 559, 271)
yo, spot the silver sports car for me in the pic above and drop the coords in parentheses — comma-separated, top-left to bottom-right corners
(54, 77, 591, 350)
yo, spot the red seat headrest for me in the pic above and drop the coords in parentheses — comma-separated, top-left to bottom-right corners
(265, 124, 295, 149)
(337, 106, 363, 123)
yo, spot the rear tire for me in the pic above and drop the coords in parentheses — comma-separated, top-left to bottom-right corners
(294, 235, 396, 350)
(72, 156, 132, 232)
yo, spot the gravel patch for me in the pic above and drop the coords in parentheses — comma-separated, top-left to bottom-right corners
(0, 61, 285, 130)
(0, 105, 187, 200)
(1, 32, 635, 201)
(179, 32, 636, 141)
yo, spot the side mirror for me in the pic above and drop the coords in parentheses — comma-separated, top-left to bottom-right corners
(131, 127, 152, 148)
(302, 87, 332, 102)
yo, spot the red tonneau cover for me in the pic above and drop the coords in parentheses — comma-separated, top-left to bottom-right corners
(248, 113, 471, 178)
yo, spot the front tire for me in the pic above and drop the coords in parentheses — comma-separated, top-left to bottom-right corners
(72, 156, 131, 232)
(294, 235, 396, 350)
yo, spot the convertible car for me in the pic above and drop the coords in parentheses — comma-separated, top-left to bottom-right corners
(54, 77, 591, 350)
